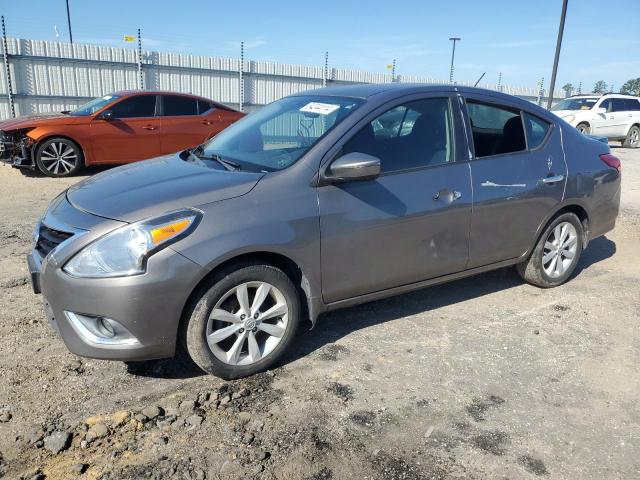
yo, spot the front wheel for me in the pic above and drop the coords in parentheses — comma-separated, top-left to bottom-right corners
(623, 125, 640, 148)
(35, 137, 83, 177)
(576, 123, 591, 135)
(517, 213, 583, 288)
(182, 264, 301, 379)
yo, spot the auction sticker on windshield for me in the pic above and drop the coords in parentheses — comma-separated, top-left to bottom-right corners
(300, 102, 340, 115)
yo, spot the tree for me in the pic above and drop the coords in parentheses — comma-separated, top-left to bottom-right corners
(620, 78, 640, 96)
(593, 80, 608, 94)
(562, 83, 574, 97)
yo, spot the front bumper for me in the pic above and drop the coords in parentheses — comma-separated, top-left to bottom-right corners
(0, 135, 35, 169)
(28, 196, 205, 361)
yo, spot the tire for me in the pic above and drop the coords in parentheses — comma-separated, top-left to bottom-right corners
(182, 263, 301, 379)
(35, 137, 84, 177)
(575, 123, 591, 135)
(517, 212, 584, 288)
(623, 125, 640, 148)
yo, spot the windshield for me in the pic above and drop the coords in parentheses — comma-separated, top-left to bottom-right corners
(70, 94, 121, 116)
(551, 97, 598, 111)
(201, 95, 363, 172)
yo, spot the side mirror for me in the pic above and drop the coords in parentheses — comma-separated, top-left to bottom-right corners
(596, 107, 607, 115)
(96, 110, 114, 121)
(322, 152, 381, 184)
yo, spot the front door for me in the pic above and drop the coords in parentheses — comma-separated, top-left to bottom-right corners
(89, 94, 161, 164)
(318, 96, 472, 303)
(463, 96, 566, 268)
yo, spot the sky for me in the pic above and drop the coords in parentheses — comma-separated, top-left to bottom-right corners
(1, 0, 639, 92)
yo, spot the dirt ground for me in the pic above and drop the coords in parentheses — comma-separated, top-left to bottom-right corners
(0, 147, 638, 480)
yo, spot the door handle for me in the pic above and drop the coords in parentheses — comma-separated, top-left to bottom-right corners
(202, 120, 213, 125)
(142, 124, 158, 131)
(541, 174, 564, 184)
(433, 189, 462, 201)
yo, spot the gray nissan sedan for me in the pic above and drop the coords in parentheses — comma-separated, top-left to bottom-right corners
(28, 84, 621, 379)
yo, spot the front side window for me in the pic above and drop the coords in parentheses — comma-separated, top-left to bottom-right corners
(71, 94, 121, 116)
(598, 99, 612, 112)
(342, 98, 453, 173)
(163, 95, 199, 116)
(109, 95, 156, 118)
(523, 112, 551, 149)
(467, 101, 526, 157)
(202, 95, 362, 172)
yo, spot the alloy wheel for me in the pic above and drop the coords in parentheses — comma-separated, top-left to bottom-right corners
(206, 281, 289, 366)
(542, 221, 578, 278)
(39, 141, 78, 175)
(629, 128, 639, 146)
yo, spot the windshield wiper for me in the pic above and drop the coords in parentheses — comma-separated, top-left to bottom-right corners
(188, 147, 241, 171)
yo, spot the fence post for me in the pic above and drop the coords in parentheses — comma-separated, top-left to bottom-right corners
(137, 28, 144, 89)
(391, 58, 396, 82)
(1, 16, 15, 118)
(239, 41, 244, 112)
(322, 51, 328, 88)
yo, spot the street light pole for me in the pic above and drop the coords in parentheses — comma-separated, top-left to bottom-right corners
(65, 0, 73, 44)
(449, 37, 460, 84)
(547, 0, 568, 109)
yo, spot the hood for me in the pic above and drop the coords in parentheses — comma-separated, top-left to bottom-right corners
(66, 154, 264, 223)
(0, 113, 84, 131)
(550, 109, 582, 119)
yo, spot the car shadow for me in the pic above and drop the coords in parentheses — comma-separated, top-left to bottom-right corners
(126, 236, 616, 380)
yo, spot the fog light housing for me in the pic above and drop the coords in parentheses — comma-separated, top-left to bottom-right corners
(65, 311, 139, 346)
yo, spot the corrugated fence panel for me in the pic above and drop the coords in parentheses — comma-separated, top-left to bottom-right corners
(0, 37, 564, 120)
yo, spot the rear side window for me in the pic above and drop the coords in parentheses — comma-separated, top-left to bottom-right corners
(198, 100, 214, 114)
(624, 99, 640, 111)
(523, 113, 551, 149)
(109, 95, 156, 118)
(466, 101, 526, 157)
(163, 95, 198, 116)
(343, 97, 453, 172)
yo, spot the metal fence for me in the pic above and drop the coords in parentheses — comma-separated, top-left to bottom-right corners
(0, 37, 562, 120)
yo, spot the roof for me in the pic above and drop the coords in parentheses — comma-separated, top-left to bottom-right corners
(293, 83, 459, 99)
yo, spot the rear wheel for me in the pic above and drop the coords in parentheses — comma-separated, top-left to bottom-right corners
(623, 125, 640, 148)
(35, 137, 83, 177)
(182, 264, 301, 379)
(517, 212, 583, 288)
(576, 122, 591, 135)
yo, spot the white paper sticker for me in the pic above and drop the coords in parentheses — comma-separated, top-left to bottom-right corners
(300, 102, 340, 115)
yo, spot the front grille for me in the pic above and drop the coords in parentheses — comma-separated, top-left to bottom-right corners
(36, 224, 73, 257)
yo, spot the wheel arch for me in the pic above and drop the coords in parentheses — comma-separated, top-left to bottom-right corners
(179, 251, 317, 340)
(527, 203, 590, 259)
(32, 134, 87, 166)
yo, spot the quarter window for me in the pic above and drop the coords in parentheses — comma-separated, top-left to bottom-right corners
(109, 95, 156, 118)
(163, 95, 199, 116)
(626, 99, 640, 111)
(466, 101, 526, 157)
(342, 98, 453, 173)
(523, 113, 551, 149)
(197, 100, 214, 114)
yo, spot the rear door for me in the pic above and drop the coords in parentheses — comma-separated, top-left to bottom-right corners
(604, 98, 633, 137)
(463, 95, 566, 268)
(158, 95, 217, 154)
(318, 94, 472, 303)
(88, 94, 161, 163)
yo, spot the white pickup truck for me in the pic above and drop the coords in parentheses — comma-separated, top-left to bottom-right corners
(550, 93, 640, 148)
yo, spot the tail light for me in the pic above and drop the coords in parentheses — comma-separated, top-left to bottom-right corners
(599, 153, 621, 173)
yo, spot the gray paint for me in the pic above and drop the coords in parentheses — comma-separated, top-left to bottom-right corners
(28, 84, 621, 361)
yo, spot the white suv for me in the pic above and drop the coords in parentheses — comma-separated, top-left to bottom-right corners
(551, 94, 640, 148)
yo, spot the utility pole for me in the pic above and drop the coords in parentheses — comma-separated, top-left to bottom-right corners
(391, 58, 396, 82)
(448, 37, 461, 84)
(547, 0, 568, 109)
(1, 16, 15, 118)
(497, 72, 503, 92)
(65, 0, 73, 43)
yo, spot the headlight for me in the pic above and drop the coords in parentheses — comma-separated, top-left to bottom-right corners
(563, 115, 575, 123)
(63, 209, 201, 278)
